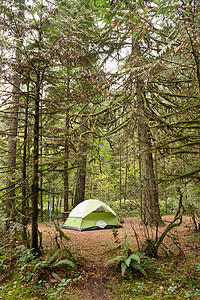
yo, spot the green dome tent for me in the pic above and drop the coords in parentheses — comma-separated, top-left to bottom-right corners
(62, 199, 122, 231)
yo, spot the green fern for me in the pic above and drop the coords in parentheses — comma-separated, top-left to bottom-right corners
(106, 235, 147, 279)
(27, 249, 75, 283)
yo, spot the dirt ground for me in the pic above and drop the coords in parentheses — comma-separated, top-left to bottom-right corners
(40, 215, 195, 261)
(38, 215, 199, 299)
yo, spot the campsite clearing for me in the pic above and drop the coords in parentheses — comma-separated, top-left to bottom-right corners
(39, 215, 200, 299)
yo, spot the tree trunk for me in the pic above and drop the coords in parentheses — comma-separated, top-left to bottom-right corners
(124, 145, 129, 203)
(119, 149, 122, 208)
(31, 82, 40, 254)
(40, 116, 43, 222)
(6, 83, 19, 223)
(74, 143, 87, 207)
(74, 109, 88, 207)
(5, 0, 25, 226)
(63, 115, 69, 212)
(63, 77, 70, 212)
(22, 76, 29, 242)
(136, 79, 162, 225)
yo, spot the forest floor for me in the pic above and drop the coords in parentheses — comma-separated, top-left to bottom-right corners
(38, 215, 200, 299)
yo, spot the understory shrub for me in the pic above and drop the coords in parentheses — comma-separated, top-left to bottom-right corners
(106, 235, 147, 279)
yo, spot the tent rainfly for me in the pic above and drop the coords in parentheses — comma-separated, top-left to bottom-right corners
(62, 199, 122, 231)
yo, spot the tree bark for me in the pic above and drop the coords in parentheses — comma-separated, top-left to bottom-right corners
(22, 75, 29, 242)
(119, 149, 122, 208)
(74, 106, 88, 207)
(63, 77, 70, 212)
(31, 81, 40, 254)
(124, 145, 129, 203)
(6, 83, 20, 223)
(5, 0, 25, 223)
(74, 141, 87, 207)
(63, 114, 69, 212)
(136, 79, 162, 225)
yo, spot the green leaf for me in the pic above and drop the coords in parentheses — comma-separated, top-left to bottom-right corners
(47, 250, 60, 264)
(121, 262, 127, 276)
(105, 255, 125, 266)
(129, 254, 140, 264)
(53, 259, 75, 268)
(185, 291, 191, 298)
(125, 257, 132, 267)
(124, 236, 131, 256)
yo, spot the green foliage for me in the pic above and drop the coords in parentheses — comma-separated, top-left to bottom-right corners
(0, 246, 8, 274)
(106, 235, 147, 279)
(14, 245, 36, 269)
(0, 280, 38, 300)
(0, 221, 80, 299)
(27, 249, 75, 283)
(45, 278, 72, 299)
(106, 200, 140, 217)
(195, 263, 200, 272)
(159, 197, 177, 215)
(45, 276, 81, 299)
(112, 227, 119, 240)
(12, 243, 75, 284)
(111, 228, 124, 249)
(108, 254, 200, 299)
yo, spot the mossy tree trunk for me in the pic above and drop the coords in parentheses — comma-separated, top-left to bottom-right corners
(22, 74, 29, 242)
(63, 79, 70, 212)
(136, 79, 162, 225)
(74, 140, 87, 207)
(6, 82, 20, 223)
(6, 0, 25, 226)
(31, 80, 40, 254)
(74, 111, 88, 207)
